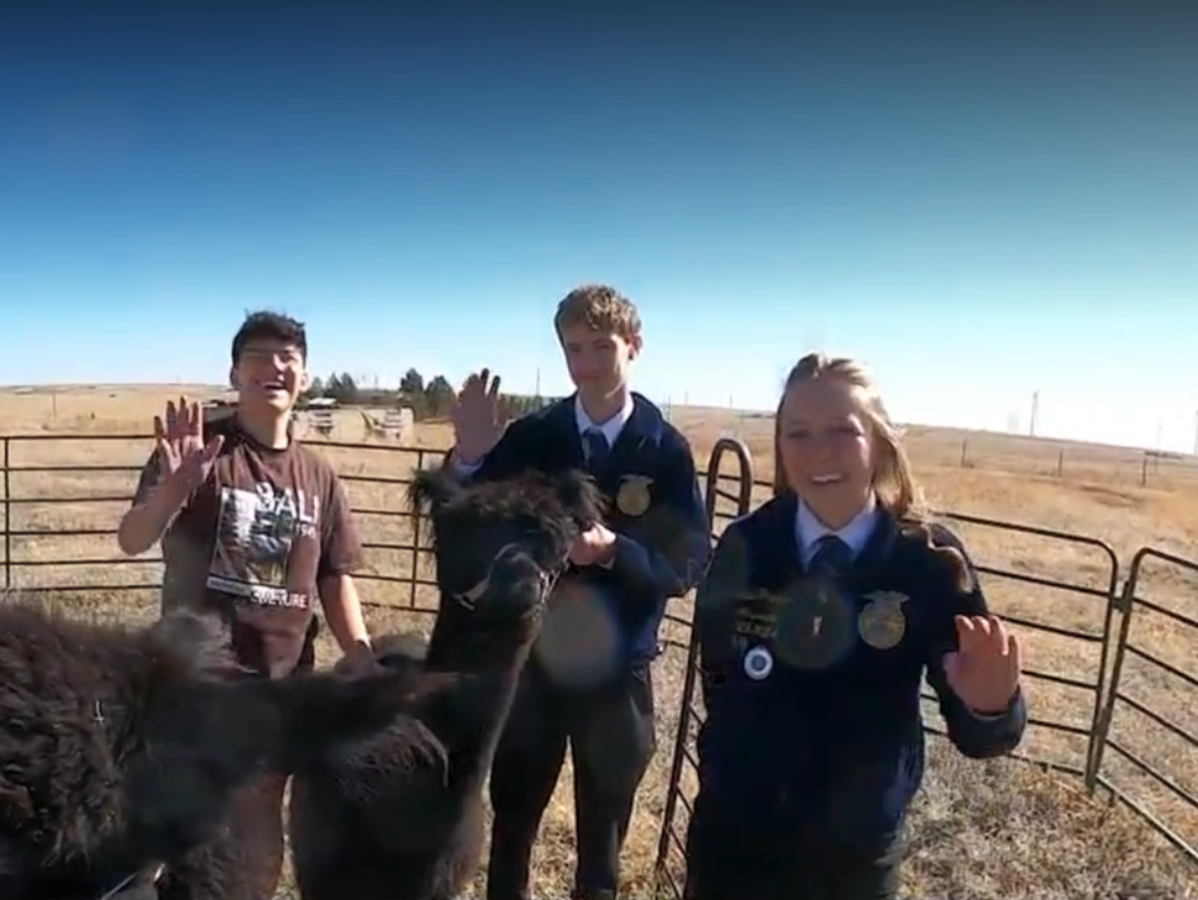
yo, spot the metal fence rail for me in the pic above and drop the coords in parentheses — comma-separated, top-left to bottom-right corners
(653, 438, 755, 900)
(0, 433, 1194, 891)
(1, 433, 450, 608)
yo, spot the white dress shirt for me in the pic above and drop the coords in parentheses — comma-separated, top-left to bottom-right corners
(575, 392, 634, 455)
(793, 493, 880, 567)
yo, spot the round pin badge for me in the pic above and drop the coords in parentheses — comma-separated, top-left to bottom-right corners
(743, 645, 774, 681)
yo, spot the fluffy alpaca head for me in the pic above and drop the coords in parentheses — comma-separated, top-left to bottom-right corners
(408, 467, 604, 623)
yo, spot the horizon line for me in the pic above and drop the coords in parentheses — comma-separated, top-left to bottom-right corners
(0, 380, 1191, 459)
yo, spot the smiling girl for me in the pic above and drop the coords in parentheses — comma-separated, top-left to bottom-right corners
(684, 352, 1027, 900)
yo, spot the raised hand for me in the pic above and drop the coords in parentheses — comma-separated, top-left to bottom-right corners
(449, 369, 508, 465)
(942, 614, 1022, 714)
(153, 396, 224, 501)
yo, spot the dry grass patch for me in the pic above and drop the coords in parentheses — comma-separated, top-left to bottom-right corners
(901, 743, 1193, 899)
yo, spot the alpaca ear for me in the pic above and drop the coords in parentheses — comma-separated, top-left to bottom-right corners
(408, 467, 463, 517)
(551, 468, 606, 528)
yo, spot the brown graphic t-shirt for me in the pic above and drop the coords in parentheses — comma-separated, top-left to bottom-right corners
(131, 420, 362, 678)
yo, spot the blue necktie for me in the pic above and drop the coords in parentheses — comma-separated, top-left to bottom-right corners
(583, 428, 610, 473)
(775, 534, 856, 670)
(808, 534, 853, 580)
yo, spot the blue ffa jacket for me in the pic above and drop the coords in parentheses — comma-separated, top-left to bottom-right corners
(462, 392, 711, 669)
(691, 491, 1027, 850)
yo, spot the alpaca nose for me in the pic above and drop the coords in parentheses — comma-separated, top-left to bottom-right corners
(490, 545, 550, 604)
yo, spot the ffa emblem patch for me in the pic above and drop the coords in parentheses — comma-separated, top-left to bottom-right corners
(743, 645, 774, 681)
(616, 474, 654, 517)
(857, 591, 909, 650)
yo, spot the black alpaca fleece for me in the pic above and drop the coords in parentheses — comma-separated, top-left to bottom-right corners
(0, 600, 445, 900)
(288, 467, 604, 900)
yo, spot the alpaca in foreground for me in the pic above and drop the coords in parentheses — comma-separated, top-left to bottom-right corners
(0, 600, 449, 900)
(288, 466, 604, 900)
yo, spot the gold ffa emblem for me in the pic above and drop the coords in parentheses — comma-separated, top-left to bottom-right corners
(616, 474, 654, 517)
(857, 591, 909, 650)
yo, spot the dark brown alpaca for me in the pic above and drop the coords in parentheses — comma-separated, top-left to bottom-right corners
(0, 600, 449, 900)
(288, 467, 604, 900)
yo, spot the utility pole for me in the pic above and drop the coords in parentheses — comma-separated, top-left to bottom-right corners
(1029, 390, 1040, 437)
(1193, 409, 1198, 456)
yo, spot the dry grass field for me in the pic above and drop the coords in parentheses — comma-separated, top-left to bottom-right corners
(1, 383, 1196, 899)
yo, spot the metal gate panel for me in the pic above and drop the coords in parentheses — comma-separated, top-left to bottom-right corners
(652, 438, 757, 900)
(1092, 547, 1198, 865)
(917, 511, 1120, 782)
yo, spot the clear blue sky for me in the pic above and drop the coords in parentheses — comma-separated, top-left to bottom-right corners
(1, 3, 1195, 450)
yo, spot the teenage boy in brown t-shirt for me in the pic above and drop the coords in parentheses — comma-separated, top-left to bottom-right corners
(117, 310, 374, 897)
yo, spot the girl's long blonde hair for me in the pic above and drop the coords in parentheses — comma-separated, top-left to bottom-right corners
(773, 353, 973, 592)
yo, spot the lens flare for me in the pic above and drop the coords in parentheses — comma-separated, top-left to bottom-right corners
(534, 577, 623, 689)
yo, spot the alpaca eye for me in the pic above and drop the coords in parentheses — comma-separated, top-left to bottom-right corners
(453, 543, 529, 609)
(492, 542, 523, 563)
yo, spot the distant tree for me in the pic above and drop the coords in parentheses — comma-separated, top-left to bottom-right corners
(325, 372, 360, 404)
(502, 393, 553, 419)
(398, 368, 428, 416)
(307, 367, 556, 422)
(301, 376, 325, 402)
(400, 368, 425, 397)
(424, 375, 455, 418)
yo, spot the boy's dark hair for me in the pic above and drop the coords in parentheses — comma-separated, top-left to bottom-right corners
(231, 310, 308, 364)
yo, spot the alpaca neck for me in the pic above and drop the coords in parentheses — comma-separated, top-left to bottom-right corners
(445, 640, 536, 795)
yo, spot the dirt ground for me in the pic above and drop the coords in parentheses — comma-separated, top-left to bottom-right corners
(2, 383, 1195, 898)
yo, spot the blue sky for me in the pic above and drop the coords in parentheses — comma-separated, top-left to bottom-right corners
(1, 3, 1195, 450)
